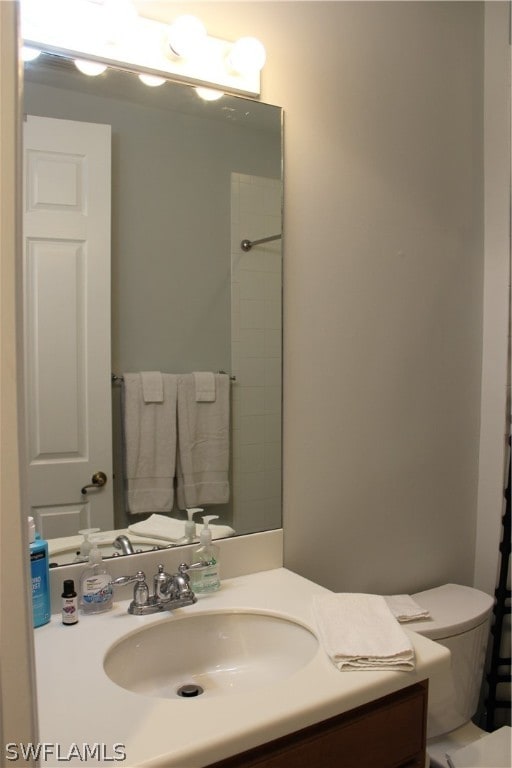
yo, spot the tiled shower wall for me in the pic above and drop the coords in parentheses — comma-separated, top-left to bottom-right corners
(231, 173, 282, 534)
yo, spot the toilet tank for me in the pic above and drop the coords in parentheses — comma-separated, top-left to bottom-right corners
(407, 584, 494, 736)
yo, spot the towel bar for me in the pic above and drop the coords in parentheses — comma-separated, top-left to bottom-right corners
(240, 234, 282, 252)
(111, 372, 236, 383)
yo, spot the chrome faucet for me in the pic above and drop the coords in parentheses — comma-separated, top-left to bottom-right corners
(110, 563, 200, 615)
(113, 534, 136, 555)
(112, 533, 177, 557)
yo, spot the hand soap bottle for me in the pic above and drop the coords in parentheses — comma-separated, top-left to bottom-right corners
(176, 508, 202, 545)
(75, 527, 100, 562)
(28, 516, 51, 627)
(79, 539, 113, 614)
(190, 515, 221, 593)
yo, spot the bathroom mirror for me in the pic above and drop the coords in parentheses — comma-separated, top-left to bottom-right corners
(23, 52, 283, 565)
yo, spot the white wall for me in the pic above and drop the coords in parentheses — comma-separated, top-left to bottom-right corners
(284, 1, 485, 594)
(156, 1, 494, 594)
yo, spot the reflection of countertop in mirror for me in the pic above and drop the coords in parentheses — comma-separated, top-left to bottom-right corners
(34, 568, 450, 767)
(47, 523, 234, 566)
(48, 529, 171, 561)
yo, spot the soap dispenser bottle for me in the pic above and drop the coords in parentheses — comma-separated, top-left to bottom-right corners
(75, 527, 100, 562)
(79, 539, 113, 614)
(176, 508, 202, 545)
(190, 515, 221, 593)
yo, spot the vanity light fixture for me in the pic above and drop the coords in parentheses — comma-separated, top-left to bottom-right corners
(74, 58, 108, 76)
(227, 37, 267, 76)
(195, 87, 224, 102)
(20, 0, 265, 97)
(138, 73, 166, 87)
(167, 15, 207, 59)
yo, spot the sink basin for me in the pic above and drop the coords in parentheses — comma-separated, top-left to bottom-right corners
(104, 610, 318, 699)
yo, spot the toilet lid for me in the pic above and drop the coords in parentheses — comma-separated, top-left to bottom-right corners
(446, 725, 511, 767)
(407, 583, 494, 640)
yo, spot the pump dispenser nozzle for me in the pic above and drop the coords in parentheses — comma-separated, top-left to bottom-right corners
(184, 507, 203, 543)
(200, 515, 219, 544)
(88, 537, 103, 565)
(76, 528, 100, 562)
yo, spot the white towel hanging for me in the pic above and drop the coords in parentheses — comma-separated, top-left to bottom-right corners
(193, 371, 216, 402)
(176, 373, 230, 508)
(140, 371, 164, 403)
(123, 373, 177, 514)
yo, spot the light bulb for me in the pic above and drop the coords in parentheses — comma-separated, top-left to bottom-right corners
(168, 15, 207, 58)
(138, 74, 166, 87)
(21, 46, 41, 62)
(74, 59, 108, 77)
(228, 37, 266, 75)
(195, 87, 224, 102)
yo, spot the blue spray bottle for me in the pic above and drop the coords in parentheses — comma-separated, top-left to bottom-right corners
(28, 516, 51, 627)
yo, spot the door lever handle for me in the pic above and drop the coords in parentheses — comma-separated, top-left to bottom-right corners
(81, 471, 107, 495)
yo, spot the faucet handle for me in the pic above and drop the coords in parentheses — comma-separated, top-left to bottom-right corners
(110, 571, 146, 587)
(178, 561, 206, 575)
(110, 571, 149, 608)
(110, 570, 147, 587)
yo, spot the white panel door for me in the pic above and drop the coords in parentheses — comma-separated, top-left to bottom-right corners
(23, 115, 113, 540)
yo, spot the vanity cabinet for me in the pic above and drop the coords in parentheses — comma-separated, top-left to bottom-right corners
(208, 680, 428, 768)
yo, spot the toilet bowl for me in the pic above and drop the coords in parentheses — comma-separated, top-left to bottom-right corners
(405, 583, 495, 768)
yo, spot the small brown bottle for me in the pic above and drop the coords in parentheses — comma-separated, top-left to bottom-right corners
(61, 579, 78, 625)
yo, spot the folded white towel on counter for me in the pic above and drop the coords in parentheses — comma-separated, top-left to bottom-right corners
(312, 593, 415, 672)
(123, 373, 177, 514)
(176, 373, 230, 508)
(384, 594, 431, 623)
(193, 371, 216, 402)
(141, 371, 163, 403)
(128, 513, 235, 542)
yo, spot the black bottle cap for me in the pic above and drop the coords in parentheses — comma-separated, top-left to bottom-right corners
(62, 579, 76, 597)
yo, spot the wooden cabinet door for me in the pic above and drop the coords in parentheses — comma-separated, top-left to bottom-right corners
(208, 681, 428, 768)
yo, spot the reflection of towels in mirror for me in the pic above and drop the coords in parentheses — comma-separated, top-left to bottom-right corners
(193, 371, 216, 402)
(177, 373, 230, 508)
(140, 371, 163, 403)
(123, 373, 177, 514)
(128, 514, 234, 542)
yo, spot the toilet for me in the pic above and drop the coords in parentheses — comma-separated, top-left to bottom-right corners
(405, 583, 507, 768)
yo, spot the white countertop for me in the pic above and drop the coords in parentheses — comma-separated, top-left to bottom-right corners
(34, 568, 450, 767)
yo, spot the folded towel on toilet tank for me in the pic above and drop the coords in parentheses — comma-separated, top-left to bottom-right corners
(384, 594, 431, 623)
(312, 593, 415, 672)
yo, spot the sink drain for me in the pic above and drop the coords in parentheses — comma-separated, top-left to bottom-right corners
(177, 683, 204, 698)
